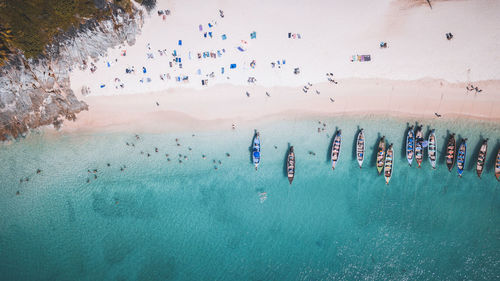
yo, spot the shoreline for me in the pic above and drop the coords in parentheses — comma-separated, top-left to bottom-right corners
(52, 78, 500, 136)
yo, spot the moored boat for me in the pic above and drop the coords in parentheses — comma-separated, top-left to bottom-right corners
(446, 134, 456, 171)
(495, 148, 500, 181)
(376, 136, 386, 175)
(457, 138, 467, 177)
(252, 131, 261, 170)
(428, 129, 437, 169)
(356, 129, 365, 168)
(384, 144, 394, 184)
(415, 125, 424, 168)
(331, 130, 342, 170)
(406, 126, 414, 166)
(476, 139, 488, 178)
(287, 146, 295, 184)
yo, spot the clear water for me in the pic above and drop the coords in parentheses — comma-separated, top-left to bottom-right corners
(1, 116, 499, 280)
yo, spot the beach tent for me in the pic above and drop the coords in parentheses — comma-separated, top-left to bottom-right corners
(178, 40, 182, 46)
(250, 31, 256, 39)
(230, 64, 237, 69)
(221, 34, 227, 40)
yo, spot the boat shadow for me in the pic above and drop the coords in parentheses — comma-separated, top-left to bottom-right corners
(369, 132, 382, 168)
(351, 126, 360, 161)
(468, 136, 485, 170)
(401, 122, 411, 161)
(423, 124, 432, 160)
(325, 126, 338, 163)
(438, 130, 451, 165)
(248, 129, 257, 165)
(283, 143, 291, 177)
(486, 140, 500, 172)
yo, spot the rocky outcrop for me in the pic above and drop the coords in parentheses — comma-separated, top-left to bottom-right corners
(0, 5, 143, 141)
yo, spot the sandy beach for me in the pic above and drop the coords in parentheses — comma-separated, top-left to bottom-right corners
(60, 78, 500, 134)
(64, 0, 500, 134)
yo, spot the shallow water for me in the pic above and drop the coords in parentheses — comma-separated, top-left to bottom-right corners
(1, 116, 499, 280)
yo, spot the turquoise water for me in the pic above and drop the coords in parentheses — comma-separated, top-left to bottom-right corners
(1, 116, 499, 280)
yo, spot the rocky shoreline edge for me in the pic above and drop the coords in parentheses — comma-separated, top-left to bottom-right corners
(0, 3, 145, 141)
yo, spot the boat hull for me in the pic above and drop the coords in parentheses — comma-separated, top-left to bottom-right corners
(331, 131, 342, 170)
(476, 140, 487, 178)
(446, 134, 456, 171)
(384, 145, 394, 184)
(457, 139, 467, 177)
(287, 147, 295, 184)
(252, 133, 261, 170)
(376, 137, 386, 175)
(406, 127, 414, 166)
(356, 129, 365, 168)
(415, 126, 423, 168)
(428, 130, 437, 169)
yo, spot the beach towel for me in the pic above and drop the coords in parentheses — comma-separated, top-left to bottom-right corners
(197, 69, 201, 75)
(107, 62, 110, 67)
(237, 46, 245, 52)
(100, 84, 105, 88)
(230, 64, 237, 69)
(221, 34, 227, 40)
(250, 31, 256, 39)
(199, 24, 203, 31)
(221, 67, 224, 74)
(142, 67, 147, 73)
(178, 40, 182, 46)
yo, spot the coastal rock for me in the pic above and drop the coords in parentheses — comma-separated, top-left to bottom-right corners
(0, 5, 144, 141)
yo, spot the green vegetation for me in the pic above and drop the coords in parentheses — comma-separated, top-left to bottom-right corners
(136, 0, 156, 11)
(0, 0, 152, 65)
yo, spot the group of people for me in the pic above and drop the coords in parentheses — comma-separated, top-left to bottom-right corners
(466, 84, 482, 93)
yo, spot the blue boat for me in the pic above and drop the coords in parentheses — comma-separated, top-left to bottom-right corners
(252, 131, 261, 170)
(457, 138, 467, 177)
(406, 126, 415, 166)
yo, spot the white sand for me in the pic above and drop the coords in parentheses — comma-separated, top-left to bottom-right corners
(60, 79, 500, 134)
(64, 0, 500, 133)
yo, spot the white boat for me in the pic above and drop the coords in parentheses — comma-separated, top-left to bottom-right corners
(415, 126, 424, 168)
(331, 130, 342, 170)
(252, 131, 261, 170)
(476, 139, 488, 178)
(428, 129, 437, 169)
(384, 144, 394, 185)
(356, 129, 365, 168)
(287, 146, 295, 184)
